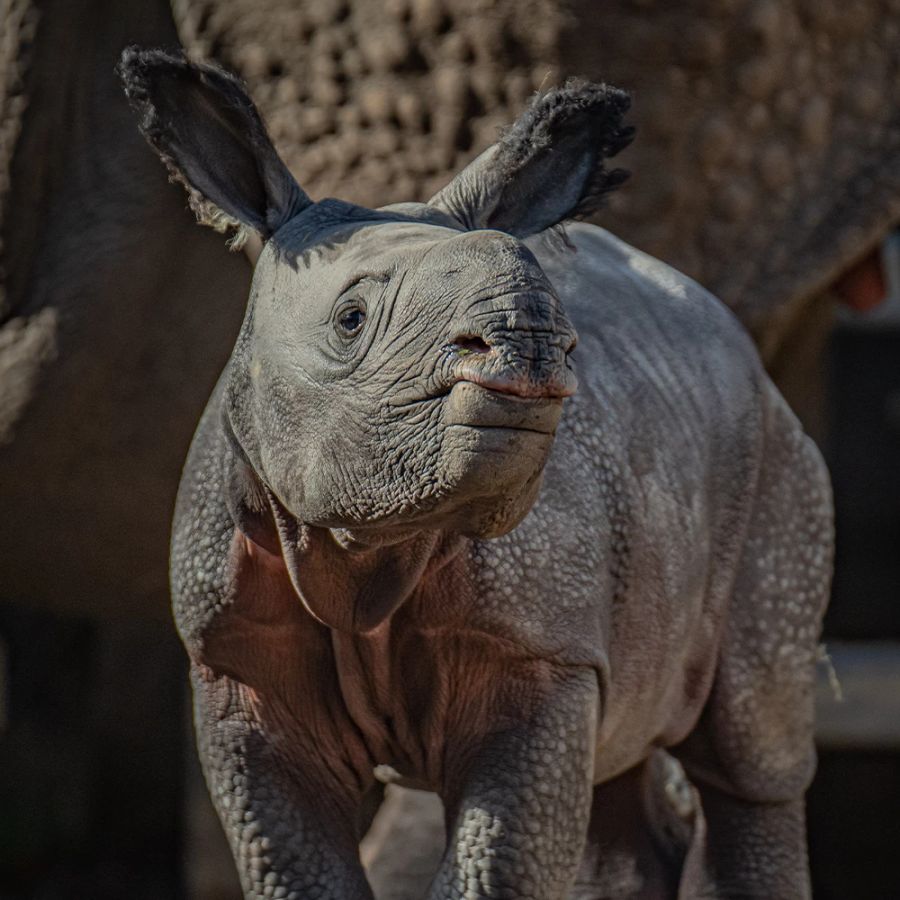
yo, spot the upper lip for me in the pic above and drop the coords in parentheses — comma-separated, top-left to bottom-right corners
(451, 363, 577, 399)
(442, 381, 564, 434)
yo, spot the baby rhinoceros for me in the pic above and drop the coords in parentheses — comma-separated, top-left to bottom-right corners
(120, 49, 832, 900)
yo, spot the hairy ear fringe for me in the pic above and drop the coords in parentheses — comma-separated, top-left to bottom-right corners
(194, 199, 251, 251)
(164, 175, 249, 251)
(499, 79, 635, 220)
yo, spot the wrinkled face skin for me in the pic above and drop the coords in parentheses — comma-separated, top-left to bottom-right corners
(227, 202, 578, 541)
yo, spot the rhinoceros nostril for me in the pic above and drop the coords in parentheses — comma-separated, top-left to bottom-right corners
(448, 334, 491, 356)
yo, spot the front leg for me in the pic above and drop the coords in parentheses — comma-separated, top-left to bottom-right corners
(430, 666, 598, 900)
(192, 666, 374, 900)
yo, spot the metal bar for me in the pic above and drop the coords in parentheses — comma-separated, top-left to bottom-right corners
(815, 641, 900, 750)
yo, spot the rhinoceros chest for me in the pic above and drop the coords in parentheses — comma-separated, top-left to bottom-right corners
(324, 555, 581, 788)
(325, 520, 719, 792)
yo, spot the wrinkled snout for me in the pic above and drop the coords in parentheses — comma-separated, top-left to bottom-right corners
(442, 289, 578, 399)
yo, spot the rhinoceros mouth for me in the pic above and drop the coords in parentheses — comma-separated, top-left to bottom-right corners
(450, 365, 576, 400)
(442, 381, 563, 435)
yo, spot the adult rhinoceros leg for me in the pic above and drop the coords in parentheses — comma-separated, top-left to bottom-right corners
(429, 666, 598, 900)
(191, 668, 375, 900)
(674, 399, 832, 899)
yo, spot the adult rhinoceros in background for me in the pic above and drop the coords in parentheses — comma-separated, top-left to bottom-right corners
(0, 3, 250, 894)
(121, 48, 832, 900)
(175, 0, 900, 360)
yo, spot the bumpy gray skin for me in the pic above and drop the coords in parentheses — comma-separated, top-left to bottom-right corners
(121, 51, 832, 899)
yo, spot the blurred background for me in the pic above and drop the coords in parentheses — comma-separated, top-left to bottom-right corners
(1, 0, 898, 896)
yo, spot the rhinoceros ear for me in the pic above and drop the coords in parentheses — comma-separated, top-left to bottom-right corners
(118, 48, 310, 246)
(429, 81, 634, 238)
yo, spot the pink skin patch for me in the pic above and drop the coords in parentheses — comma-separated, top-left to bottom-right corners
(834, 247, 887, 313)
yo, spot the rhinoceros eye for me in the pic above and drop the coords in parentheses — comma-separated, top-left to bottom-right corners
(336, 301, 366, 337)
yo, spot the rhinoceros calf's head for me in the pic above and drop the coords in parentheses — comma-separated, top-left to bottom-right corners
(119, 49, 632, 541)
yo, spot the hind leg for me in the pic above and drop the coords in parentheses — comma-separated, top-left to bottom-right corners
(674, 412, 832, 899)
(572, 752, 703, 900)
